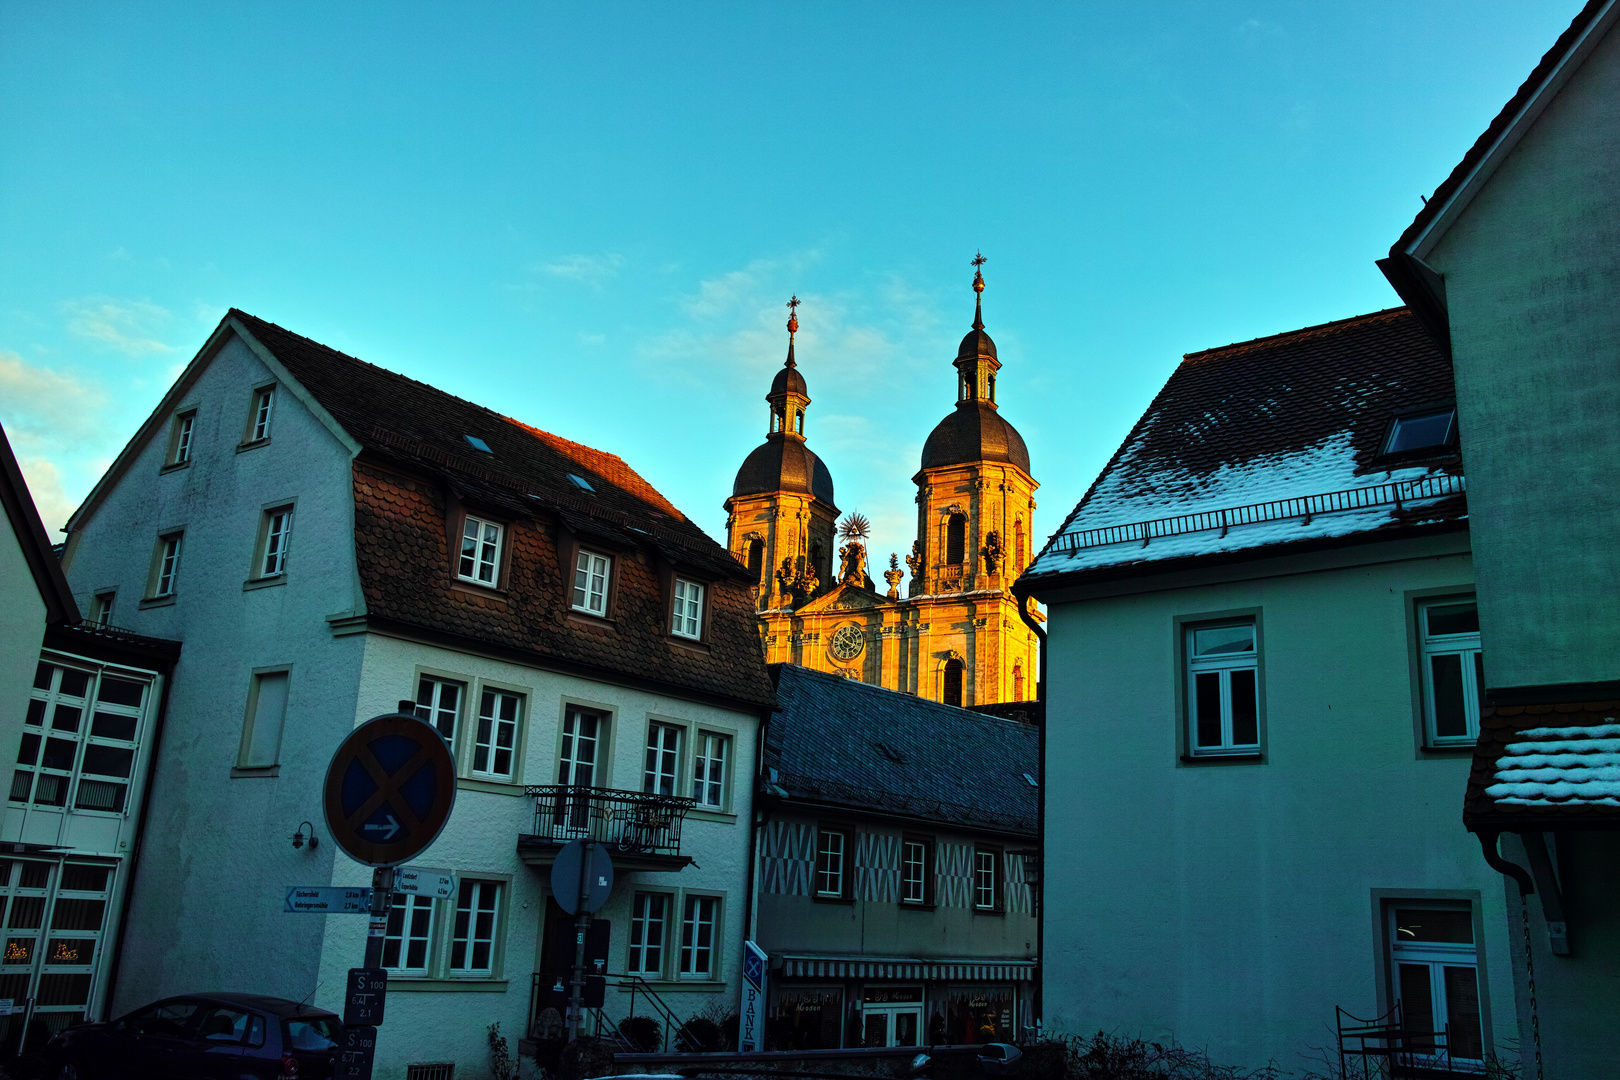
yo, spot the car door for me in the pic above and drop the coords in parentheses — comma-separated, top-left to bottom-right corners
(182, 1003, 255, 1079)
(106, 998, 201, 1080)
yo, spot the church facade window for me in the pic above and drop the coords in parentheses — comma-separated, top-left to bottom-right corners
(943, 658, 965, 707)
(946, 514, 968, 566)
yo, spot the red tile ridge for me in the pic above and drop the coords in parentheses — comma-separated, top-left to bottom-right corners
(1181, 307, 1411, 364)
(502, 417, 687, 522)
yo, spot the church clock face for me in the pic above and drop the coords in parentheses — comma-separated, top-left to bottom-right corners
(829, 624, 865, 662)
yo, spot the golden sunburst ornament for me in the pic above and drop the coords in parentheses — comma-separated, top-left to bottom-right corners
(838, 513, 871, 541)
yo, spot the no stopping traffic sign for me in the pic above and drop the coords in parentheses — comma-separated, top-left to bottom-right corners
(323, 711, 456, 867)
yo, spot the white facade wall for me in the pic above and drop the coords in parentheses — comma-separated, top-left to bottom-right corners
(315, 634, 758, 1077)
(61, 333, 367, 1009)
(0, 515, 48, 804)
(1040, 539, 1518, 1068)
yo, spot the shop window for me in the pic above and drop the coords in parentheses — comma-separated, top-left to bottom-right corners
(933, 987, 1016, 1045)
(770, 988, 844, 1050)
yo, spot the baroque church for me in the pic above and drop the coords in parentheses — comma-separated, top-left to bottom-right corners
(724, 262, 1041, 707)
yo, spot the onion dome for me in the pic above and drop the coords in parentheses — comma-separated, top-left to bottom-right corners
(732, 295, 838, 505)
(919, 254, 1032, 475)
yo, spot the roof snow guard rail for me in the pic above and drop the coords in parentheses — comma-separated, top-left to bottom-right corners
(1050, 472, 1466, 554)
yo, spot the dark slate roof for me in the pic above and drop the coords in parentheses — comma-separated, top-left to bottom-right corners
(1393, 0, 1610, 254)
(764, 664, 1038, 837)
(1464, 700, 1620, 829)
(732, 436, 836, 505)
(920, 400, 1031, 475)
(1024, 308, 1466, 585)
(228, 310, 776, 709)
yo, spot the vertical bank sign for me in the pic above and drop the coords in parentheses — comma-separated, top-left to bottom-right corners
(738, 940, 767, 1052)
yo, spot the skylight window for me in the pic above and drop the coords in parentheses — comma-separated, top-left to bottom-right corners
(567, 473, 595, 492)
(1383, 409, 1457, 455)
(463, 435, 492, 454)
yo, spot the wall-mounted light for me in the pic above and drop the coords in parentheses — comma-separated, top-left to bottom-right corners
(291, 821, 319, 851)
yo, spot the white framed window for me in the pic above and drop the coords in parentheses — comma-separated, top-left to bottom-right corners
(692, 731, 728, 809)
(627, 892, 668, 977)
(167, 411, 196, 466)
(815, 829, 847, 899)
(90, 593, 114, 628)
(150, 534, 183, 598)
(450, 879, 501, 976)
(382, 892, 435, 975)
(14, 663, 147, 815)
(679, 895, 718, 979)
(257, 507, 293, 578)
(901, 839, 930, 905)
(974, 849, 1000, 911)
(458, 516, 502, 585)
(1186, 621, 1259, 756)
(644, 723, 681, 797)
(672, 578, 704, 639)
(248, 386, 275, 443)
(1418, 600, 1484, 747)
(413, 676, 463, 744)
(472, 689, 521, 781)
(553, 706, 604, 835)
(238, 671, 290, 769)
(1389, 906, 1484, 1064)
(572, 550, 611, 615)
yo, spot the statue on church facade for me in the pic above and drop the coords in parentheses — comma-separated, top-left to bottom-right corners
(982, 530, 1004, 576)
(837, 513, 872, 588)
(884, 553, 904, 599)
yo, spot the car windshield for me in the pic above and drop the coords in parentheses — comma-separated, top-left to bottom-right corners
(285, 1017, 340, 1052)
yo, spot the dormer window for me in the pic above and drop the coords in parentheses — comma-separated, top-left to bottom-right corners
(1383, 408, 1457, 455)
(458, 516, 502, 585)
(464, 435, 492, 454)
(567, 473, 595, 492)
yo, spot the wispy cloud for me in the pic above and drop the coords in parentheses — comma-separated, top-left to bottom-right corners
(62, 297, 175, 356)
(535, 253, 625, 285)
(13, 455, 77, 537)
(0, 351, 112, 538)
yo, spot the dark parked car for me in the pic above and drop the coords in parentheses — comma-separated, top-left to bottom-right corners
(42, 993, 342, 1080)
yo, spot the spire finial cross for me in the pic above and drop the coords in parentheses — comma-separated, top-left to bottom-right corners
(786, 295, 800, 336)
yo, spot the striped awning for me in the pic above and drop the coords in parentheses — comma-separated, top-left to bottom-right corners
(778, 955, 1037, 982)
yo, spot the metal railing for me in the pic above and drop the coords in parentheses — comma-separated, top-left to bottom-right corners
(528, 971, 704, 1053)
(1336, 1003, 1475, 1079)
(522, 785, 695, 858)
(1045, 472, 1466, 555)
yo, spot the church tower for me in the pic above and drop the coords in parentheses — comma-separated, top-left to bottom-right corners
(725, 298, 839, 611)
(907, 256, 1040, 706)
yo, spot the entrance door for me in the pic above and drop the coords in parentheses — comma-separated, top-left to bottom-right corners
(860, 987, 924, 1048)
(0, 857, 118, 1055)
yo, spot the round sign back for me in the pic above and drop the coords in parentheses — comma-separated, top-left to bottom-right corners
(323, 711, 457, 867)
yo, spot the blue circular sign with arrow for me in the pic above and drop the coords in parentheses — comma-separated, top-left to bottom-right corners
(323, 710, 457, 867)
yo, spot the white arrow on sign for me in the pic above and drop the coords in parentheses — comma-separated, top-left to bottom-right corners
(362, 814, 401, 840)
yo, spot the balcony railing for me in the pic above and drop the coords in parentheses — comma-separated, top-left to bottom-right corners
(522, 785, 695, 859)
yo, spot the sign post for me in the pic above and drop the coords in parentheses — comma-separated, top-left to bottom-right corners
(550, 838, 614, 1042)
(324, 703, 458, 1080)
(738, 940, 767, 1052)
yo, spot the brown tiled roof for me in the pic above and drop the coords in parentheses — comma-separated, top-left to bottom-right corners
(1464, 700, 1620, 829)
(1393, 0, 1611, 253)
(230, 310, 776, 710)
(1024, 308, 1465, 584)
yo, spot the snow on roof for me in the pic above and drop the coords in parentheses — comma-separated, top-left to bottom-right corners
(1486, 723, 1620, 807)
(1025, 308, 1464, 582)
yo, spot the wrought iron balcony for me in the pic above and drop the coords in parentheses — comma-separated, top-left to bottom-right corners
(518, 785, 696, 872)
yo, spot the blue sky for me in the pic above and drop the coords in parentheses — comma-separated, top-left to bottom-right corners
(0, 2, 1580, 560)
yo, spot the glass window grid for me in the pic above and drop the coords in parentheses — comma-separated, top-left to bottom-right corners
(250, 387, 275, 442)
(901, 840, 929, 905)
(679, 895, 718, 979)
(1186, 622, 1259, 755)
(260, 508, 293, 577)
(816, 830, 846, 898)
(973, 850, 999, 910)
(90, 594, 114, 628)
(382, 892, 435, 974)
(553, 707, 604, 835)
(14, 663, 145, 816)
(672, 579, 703, 639)
(572, 550, 611, 614)
(0, 858, 115, 1029)
(693, 732, 727, 809)
(628, 892, 668, 977)
(414, 677, 463, 745)
(472, 690, 520, 781)
(451, 880, 500, 975)
(1389, 905, 1484, 1063)
(458, 517, 502, 585)
(171, 413, 195, 465)
(154, 535, 182, 597)
(644, 724, 681, 797)
(1418, 600, 1484, 747)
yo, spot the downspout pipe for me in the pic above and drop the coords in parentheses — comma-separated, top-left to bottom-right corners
(1011, 583, 1047, 1036)
(1475, 828, 1535, 896)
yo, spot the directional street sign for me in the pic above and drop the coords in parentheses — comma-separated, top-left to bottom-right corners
(335, 1024, 378, 1080)
(550, 839, 614, 915)
(323, 711, 457, 867)
(344, 967, 387, 1027)
(285, 887, 373, 914)
(394, 865, 457, 900)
